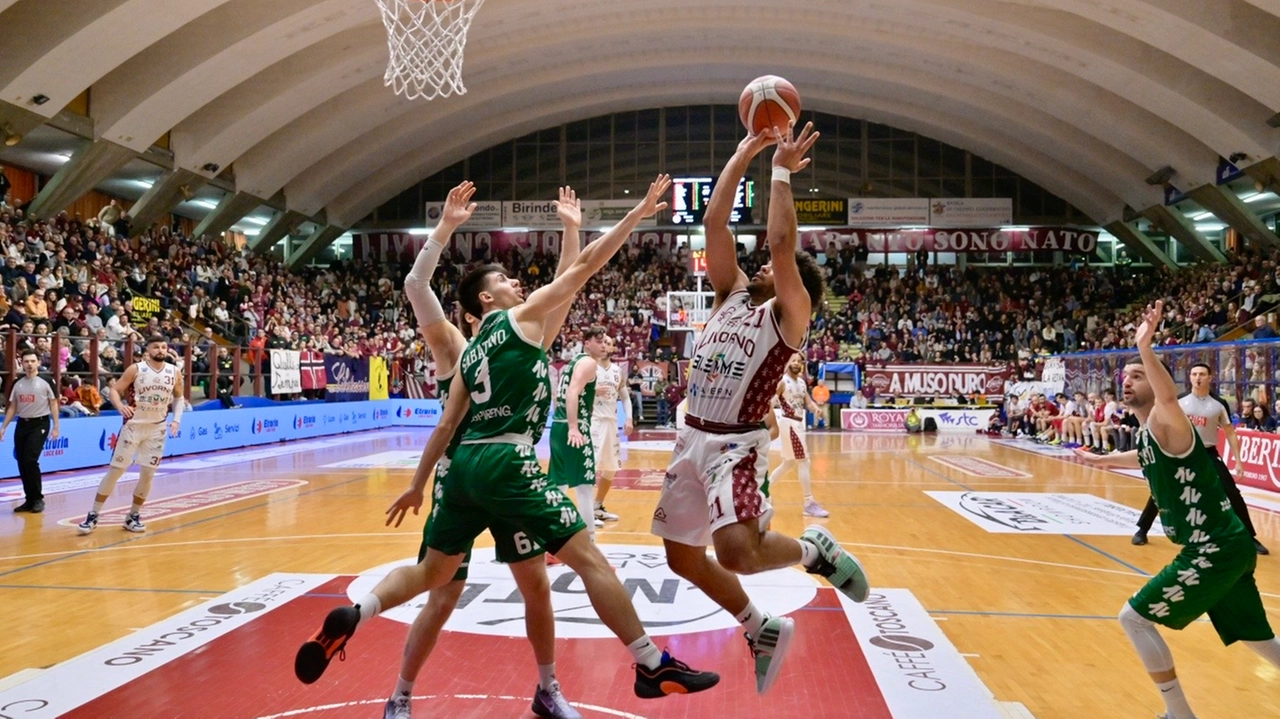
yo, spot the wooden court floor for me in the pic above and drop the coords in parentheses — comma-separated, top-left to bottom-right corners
(2, 428, 1277, 718)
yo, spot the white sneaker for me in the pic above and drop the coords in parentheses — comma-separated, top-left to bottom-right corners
(77, 512, 99, 535)
(803, 498, 830, 518)
(594, 518, 605, 529)
(123, 512, 146, 533)
(384, 696, 411, 719)
(594, 505, 619, 522)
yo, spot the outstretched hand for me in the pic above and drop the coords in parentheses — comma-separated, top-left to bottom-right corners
(385, 486, 425, 528)
(736, 131, 778, 158)
(1134, 300, 1164, 349)
(772, 121, 820, 173)
(555, 186, 582, 227)
(440, 181, 478, 229)
(634, 174, 672, 218)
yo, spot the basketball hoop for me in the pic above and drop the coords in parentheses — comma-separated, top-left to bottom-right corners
(375, 0, 485, 101)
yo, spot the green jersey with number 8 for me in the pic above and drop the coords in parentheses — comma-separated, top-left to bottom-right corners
(459, 310, 552, 443)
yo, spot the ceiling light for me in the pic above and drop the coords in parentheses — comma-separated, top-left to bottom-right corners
(1191, 211, 1215, 221)
(2, 124, 22, 147)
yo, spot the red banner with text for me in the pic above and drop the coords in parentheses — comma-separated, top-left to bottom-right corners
(1221, 427, 1280, 495)
(862, 364, 1013, 399)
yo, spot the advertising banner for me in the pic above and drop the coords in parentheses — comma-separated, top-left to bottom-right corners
(369, 356, 389, 400)
(846, 198, 930, 226)
(862, 364, 1013, 399)
(424, 200, 502, 229)
(1222, 427, 1280, 495)
(795, 198, 848, 225)
(841, 407, 996, 433)
(928, 198, 1013, 226)
(799, 227, 1098, 255)
(925, 491, 1157, 535)
(324, 354, 369, 402)
(269, 350, 301, 395)
(129, 295, 164, 327)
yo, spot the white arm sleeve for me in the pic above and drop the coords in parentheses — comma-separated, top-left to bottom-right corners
(404, 239, 446, 327)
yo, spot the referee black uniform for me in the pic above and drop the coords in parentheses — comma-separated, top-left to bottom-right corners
(2, 355, 59, 513)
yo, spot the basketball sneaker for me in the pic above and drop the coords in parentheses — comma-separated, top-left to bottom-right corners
(747, 614, 795, 695)
(595, 504, 619, 522)
(531, 681, 582, 719)
(802, 498, 830, 518)
(295, 605, 360, 684)
(383, 696, 411, 719)
(633, 651, 720, 698)
(77, 512, 99, 535)
(123, 512, 146, 533)
(800, 525, 870, 602)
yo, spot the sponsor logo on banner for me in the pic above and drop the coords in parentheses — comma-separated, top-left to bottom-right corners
(251, 418, 279, 435)
(847, 198, 930, 226)
(840, 589, 1003, 718)
(58, 480, 307, 527)
(0, 574, 329, 718)
(863, 364, 1012, 399)
(1223, 427, 1280, 494)
(926, 491, 1160, 535)
(842, 408, 908, 433)
(581, 200, 657, 228)
(350, 545, 818, 639)
(795, 198, 848, 225)
(929, 198, 1013, 227)
(99, 429, 119, 451)
(930, 456, 1031, 478)
(40, 435, 70, 458)
(293, 415, 316, 429)
(424, 200, 502, 229)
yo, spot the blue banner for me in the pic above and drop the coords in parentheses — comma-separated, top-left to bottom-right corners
(1, 399, 441, 479)
(325, 354, 370, 402)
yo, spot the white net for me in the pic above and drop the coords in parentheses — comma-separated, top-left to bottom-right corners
(375, 0, 485, 101)
(665, 291, 716, 333)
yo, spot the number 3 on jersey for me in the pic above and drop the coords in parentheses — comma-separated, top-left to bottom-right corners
(470, 355, 492, 403)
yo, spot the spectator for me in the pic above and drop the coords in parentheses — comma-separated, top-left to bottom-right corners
(1245, 404, 1277, 433)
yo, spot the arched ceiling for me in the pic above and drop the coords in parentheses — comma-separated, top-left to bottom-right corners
(3, 0, 1280, 230)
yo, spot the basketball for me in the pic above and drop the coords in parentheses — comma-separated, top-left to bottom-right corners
(738, 75, 802, 136)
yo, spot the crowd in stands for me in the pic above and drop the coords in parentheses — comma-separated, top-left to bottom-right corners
(5, 182, 1280, 413)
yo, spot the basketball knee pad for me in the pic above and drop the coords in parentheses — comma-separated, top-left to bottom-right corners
(1119, 603, 1174, 673)
(96, 466, 128, 497)
(133, 467, 157, 501)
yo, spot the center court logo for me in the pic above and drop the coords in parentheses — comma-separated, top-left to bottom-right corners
(347, 543, 819, 639)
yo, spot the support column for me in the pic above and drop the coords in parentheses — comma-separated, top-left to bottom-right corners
(287, 225, 347, 271)
(248, 210, 308, 254)
(128, 168, 209, 231)
(1103, 221, 1176, 269)
(25, 140, 136, 220)
(1186, 184, 1280, 248)
(192, 192, 262, 239)
(1139, 205, 1225, 263)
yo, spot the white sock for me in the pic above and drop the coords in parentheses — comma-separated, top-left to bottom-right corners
(627, 635, 663, 670)
(91, 499, 104, 513)
(1245, 638, 1280, 667)
(797, 462, 814, 501)
(734, 601, 766, 638)
(130, 499, 143, 514)
(357, 594, 382, 624)
(538, 662, 557, 690)
(393, 676, 414, 699)
(1155, 679, 1196, 719)
(575, 485, 595, 534)
(799, 539, 820, 569)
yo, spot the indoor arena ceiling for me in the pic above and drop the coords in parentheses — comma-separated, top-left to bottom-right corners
(2, 0, 1280, 252)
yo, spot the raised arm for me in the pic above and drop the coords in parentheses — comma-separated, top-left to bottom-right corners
(1138, 301, 1194, 455)
(767, 122, 820, 349)
(512, 175, 670, 341)
(704, 133, 774, 302)
(406, 181, 475, 371)
(542, 186, 584, 350)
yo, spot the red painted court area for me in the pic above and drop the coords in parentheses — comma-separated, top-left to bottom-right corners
(62, 578, 890, 719)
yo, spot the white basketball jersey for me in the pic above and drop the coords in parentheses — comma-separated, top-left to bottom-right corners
(593, 361, 621, 418)
(131, 361, 177, 425)
(687, 290, 798, 428)
(780, 374, 808, 420)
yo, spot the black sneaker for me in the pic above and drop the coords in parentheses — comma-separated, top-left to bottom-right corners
(1131, 531, 1148, 546)
(1256, 540, 1270, 556)
(13, 502, 32, 513)
(28, 500, 43, 514)
(295, 605, 360, 684)
(633, 651, 720, 698)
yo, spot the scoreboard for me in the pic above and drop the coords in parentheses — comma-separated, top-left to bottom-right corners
(670, 177, 755, 225)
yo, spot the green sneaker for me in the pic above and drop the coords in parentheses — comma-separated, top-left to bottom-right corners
(747, 614, 795, 695)
(800, 525, 870, 602)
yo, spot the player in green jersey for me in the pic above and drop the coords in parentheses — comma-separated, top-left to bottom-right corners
(298, 175, 718, 700)
(1077, 301, 1280, 719)
(548, 326, 607, 541)
(296, 185, 587, 719)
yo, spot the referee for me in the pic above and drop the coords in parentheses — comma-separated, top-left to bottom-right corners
(0, 350, 60, 514)
(1132, 362, 1267, 554)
